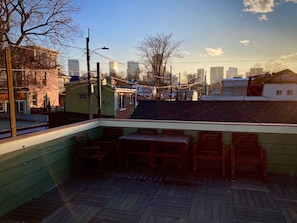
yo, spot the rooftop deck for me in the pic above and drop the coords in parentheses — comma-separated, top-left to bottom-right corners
(1, 118, 297, 222)
(1, 168, 296, 223)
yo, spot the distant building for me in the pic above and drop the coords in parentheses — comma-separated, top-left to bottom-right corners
(203, 69, 297, 101)
(197, 69, 205, 83)
(249, 67, 264, 76)
(226, 67, 238, 79)
(68, 59, 80, 76)
(210, 67, 224, 84)
(127, 61, 139, 80)
(222, 77, 249, 96)
(109, 61, 118, 76)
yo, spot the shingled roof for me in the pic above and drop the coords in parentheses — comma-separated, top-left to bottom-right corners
(130, 100, 297, 124)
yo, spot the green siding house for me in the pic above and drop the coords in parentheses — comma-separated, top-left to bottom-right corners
(65, 77, 137, 118)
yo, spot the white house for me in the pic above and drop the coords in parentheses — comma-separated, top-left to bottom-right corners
(262, 69, 297, 101)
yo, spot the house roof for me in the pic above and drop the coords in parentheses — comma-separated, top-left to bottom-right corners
(130, 100, 297, 124)
(266, 69, 297, 83)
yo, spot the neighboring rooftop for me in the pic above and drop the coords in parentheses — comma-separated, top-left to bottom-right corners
(0, 113, 48, 139)
(130, 100, 297, 124)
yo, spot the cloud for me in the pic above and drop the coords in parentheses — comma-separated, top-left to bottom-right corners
(258, 14, 268, 21)
(183, 51, 191, 55)
(240, 40, 250, 46)
(278, 52, 297, 62)
(243, 0, 275, 13)
(264, 52, 297, 72)
(285, 0, 297, 3)
(204, 47, 224, 56)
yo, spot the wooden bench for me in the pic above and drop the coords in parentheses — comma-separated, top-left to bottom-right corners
(74, 132, 112, 176)
(230, 132, 267, 182)
(193, 131, 226, 179)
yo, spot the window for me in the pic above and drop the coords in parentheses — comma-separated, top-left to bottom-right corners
(42, 72, 47, 85)
(32, 93, 37, 106)
(15, 100, 26, 113)
(79, 93, 87, 99)
(287, 90, 293, 95)
(31, 71, 37, 84)
(276, 90, 282, 95)
(129, 94, 134, 104)
(119, 94, 126, 110)
(0, 101, 4, 112)
(0, 71, 7, 87)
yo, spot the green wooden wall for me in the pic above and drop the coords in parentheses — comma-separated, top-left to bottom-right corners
(260, 133, 297, 175)
(0, 128, 99, 216)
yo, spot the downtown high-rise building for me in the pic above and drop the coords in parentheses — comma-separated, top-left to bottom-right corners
(226, 67, 238, 79)
(197, 69, 206, 83)
(210, 66, 224, 84)
(249, 67, 264, 76)
(109, 61, 118, 76)
(68, 59, 80, 76)
(127, 61, 140, 79)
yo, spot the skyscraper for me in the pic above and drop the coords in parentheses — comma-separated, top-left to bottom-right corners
(109, 61, 118, 76)
(226, 67, 238, 79)
(68, 59, 80, 76)
(127, 61, 140, 79)
(210, 66, 224, 84)
(197, 69, 205, 83)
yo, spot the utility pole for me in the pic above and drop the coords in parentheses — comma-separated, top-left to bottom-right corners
(6, 47, 17, 137)
(96, 62, 101, 118)
(86, 29, 93, 119)
(170, 65, 172, 99)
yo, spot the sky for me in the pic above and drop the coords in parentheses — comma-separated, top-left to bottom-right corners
(62, 0, 297, 81)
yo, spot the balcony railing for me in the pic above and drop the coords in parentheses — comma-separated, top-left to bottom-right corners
(0, 118, 297, 216)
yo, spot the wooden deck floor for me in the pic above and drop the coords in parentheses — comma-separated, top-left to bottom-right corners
(1, 169, 297, 223)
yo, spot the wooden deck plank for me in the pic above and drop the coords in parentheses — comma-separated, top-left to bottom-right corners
(43, 203, 100, 223)
(0, 198, 63, 223)
(147, 195, 190, 219)
(235, 206, 286, 223)
(192, 186, 233, 203)
(219, 202, 236, 223)
(211, 201, 220, 222)
(69, 187, 115, 207)
(281, 209, 297, 223)
(204, 201, 212, 222)
(1, 171, 296, 223)
(156, 183, 193, 199)
(91, 208, 141, 223)
(139, 211, 186, 223)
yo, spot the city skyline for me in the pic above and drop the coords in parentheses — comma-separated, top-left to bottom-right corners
(62, 0, 297, 82)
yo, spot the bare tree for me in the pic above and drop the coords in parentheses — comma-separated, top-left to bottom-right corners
(0, 0, 81, 47)
(136, 32, 183, 87)
(265, 60, 286, 73)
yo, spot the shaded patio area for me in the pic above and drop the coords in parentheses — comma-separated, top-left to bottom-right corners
(1, 168, 296, 223)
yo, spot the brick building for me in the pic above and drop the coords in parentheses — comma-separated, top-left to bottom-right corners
(0, 46, 59, 113)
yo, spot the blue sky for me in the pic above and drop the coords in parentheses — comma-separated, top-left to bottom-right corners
(63, 0, 297, 80)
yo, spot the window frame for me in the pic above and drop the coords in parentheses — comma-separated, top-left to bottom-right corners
(119, 94, 126, 110)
